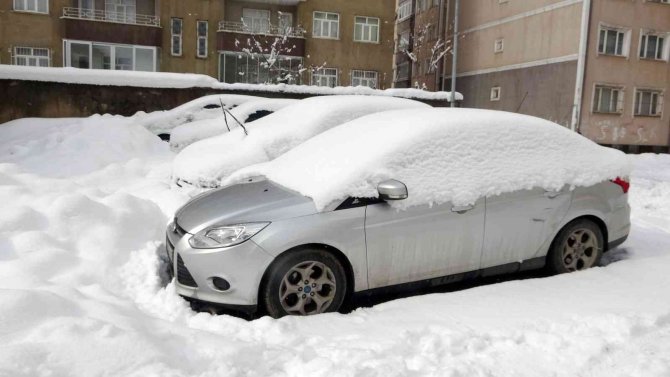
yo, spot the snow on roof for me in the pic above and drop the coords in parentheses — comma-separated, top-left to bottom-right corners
(0, 65, 463, 102)
(169, 98, 298, 151)
(226, 108, 632, 210)
(172, 96, 431, 187)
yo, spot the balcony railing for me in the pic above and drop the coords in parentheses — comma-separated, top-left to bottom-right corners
(218, 21, 305, 38)
(62, 7, 160, 27)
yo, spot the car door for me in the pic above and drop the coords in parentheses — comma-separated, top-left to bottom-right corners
(364, 199, 485, 289)
(480, 187, 572, 269)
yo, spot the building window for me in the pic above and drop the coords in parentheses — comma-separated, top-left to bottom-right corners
(243, 8, 271, 33)
(598, 26, 629, 56)
(490, 86, 501, 101)
(494, 38, 504, 53)
(354, 16, 380, 43)
(278, 12, 293, 34)
(639, 31, 668, 60)
(171, 18, 183, 56)
(593, 85, 624, 114)
(219, 52, 303, 84)
(313, 12, 339, 39)
(397, 1, 412, 21)
(64, 40, 156, 71)
(395, 62, 409, 81)
(104, 0, 136, 24)
(397, 31, 410, 51)
(312, 68, 338, 87)
(351, 70, 378, 88)
(13, 47, 50, 67)
(197, 21, 208, 58)
(13, 0, 48, 13)
(416, 0, 430, 13)
(634, 89, 663, 117)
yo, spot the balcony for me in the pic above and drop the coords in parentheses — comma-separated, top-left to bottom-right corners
(217, 21, 305, 57)
(218, 21, 305, 38)
(61, 7, 162, 47)
(62, 7, 160, 27)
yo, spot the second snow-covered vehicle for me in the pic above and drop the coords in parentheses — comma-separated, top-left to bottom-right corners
(166, 109, 631, 318)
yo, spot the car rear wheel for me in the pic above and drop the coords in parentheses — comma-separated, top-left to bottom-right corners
(262, 248, 347, 318)
(547, 219, 604, 274)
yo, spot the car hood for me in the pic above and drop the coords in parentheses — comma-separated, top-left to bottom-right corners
(174, 179, 318, 234)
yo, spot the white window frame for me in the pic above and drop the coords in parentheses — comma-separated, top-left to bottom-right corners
(63, 39, 157, 72)
(634, 88, 664, 117)
(311, 68, 338, 87)
(104, 0, 136, 24)
(397, 30, 410, 52)
(592, 84, 625, 114)
(598, 24, 630, 57)
(494, 38, 504, 53)
(354, 16, 380, 43)
(351, 70, 378, 88)
(313, 11, 340, 39)
(639, 30, 669, 61)
(13, 46, 50, 67)
(171, 18, 183, 57)
(278, 12, 293, 33)
(243, 8, 271, 33)
(196, 20, 208, 59)
(397, 1, 412, 22)
(13, 0, 48, 14)
(490, 86, 501, 101)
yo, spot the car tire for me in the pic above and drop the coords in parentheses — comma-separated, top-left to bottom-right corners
(547, 219, 604, 274)
(262, 248, 347, 318)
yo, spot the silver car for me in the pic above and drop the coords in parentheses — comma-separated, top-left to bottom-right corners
(166, 176, 630, 318)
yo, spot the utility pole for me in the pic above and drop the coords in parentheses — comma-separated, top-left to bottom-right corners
(450, 0, 459, 107)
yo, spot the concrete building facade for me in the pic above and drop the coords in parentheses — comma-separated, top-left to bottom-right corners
(394, 0, 670, 151)
(1, 0, 394, 89)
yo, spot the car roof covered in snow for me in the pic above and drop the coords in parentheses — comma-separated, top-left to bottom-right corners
(226, 108, 632, 211)
(172, 95, 430, 187)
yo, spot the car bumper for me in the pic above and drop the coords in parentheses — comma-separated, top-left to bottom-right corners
(166, 223, 275, 307)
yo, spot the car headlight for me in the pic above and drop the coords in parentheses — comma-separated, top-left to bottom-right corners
(188, 222, 270, 249)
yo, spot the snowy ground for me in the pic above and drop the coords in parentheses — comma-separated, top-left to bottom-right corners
(0, 116, 669, 377)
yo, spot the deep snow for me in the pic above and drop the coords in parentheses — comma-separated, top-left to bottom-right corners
(0, 115, 669, 377)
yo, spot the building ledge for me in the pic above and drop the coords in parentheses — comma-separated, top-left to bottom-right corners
(218, 21, 305, 38)
(62, 7, 160, 27)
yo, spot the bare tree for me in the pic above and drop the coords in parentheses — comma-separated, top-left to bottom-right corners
(397, 23, 453, 88)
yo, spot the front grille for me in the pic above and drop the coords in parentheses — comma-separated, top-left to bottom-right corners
(177, 254, 198, 287)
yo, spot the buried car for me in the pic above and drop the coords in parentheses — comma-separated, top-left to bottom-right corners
(166, 108, 632, 318)
(171, 95, 430, 188)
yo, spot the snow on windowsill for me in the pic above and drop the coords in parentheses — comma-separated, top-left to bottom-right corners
(0, 65, 464, 102)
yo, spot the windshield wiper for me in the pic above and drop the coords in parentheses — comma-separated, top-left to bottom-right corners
(220, 99, 248, 136)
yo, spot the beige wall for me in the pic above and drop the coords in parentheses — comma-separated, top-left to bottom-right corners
(0, 0, 69, 67)
(458, 0, 573, 31)
(159, 0, 226, 79)
(579, 0, 670, 147)
(297, 0, 396, 89)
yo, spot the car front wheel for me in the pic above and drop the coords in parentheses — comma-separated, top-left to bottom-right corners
(547, 219, 604, 274)
(262, 248, 347, 318)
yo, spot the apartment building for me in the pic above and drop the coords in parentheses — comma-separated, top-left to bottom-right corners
(0, 0, 394, 89)
(394, 0, 670, 151)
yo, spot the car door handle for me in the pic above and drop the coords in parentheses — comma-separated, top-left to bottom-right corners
(544, 191, 561, 199)
(451, 204, 474, 214)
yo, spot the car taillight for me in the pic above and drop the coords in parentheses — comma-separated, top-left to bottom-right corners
(611, 177, 630, 194)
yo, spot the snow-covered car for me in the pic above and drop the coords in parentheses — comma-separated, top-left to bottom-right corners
(135, 94, 261, 140)
(171, 95, 431, 188)
(168, 98, 298, 151)
(166, 108, 631, 318)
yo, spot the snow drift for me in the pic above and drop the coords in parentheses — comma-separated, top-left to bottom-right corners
(172, 96, 430, 187)
(227, 108, 633, 210)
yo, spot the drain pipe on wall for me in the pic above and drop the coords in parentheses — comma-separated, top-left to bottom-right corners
(435, 0, 446, 91)
(570, 0, 591, 132)
(450, 0, 460, 107)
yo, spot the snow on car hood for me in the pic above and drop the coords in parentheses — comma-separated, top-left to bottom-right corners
(171, 95, 430, 187)
(226, 108, 633, 211)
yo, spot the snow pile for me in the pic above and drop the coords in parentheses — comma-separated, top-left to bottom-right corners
(169, 98, 298, 151)
(228, 108, 632, 210)
(173, 96, 430, 187)
(0, 114, 669, 376)
(134, 94, 260, 135)
(0, 65, 463, 102)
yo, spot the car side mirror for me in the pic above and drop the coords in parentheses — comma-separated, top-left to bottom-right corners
(378, 179, 408, 201)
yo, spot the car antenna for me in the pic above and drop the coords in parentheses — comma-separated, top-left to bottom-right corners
(219, 99, 249, 136)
